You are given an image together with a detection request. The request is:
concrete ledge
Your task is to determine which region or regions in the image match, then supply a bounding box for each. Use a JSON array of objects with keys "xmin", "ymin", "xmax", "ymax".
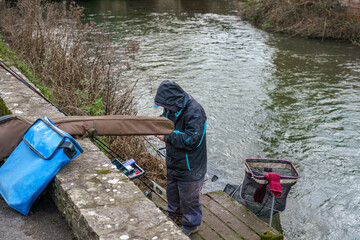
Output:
[{"xmin": 0, "ymin": 63, "xmax": 188, "ymax": 239}]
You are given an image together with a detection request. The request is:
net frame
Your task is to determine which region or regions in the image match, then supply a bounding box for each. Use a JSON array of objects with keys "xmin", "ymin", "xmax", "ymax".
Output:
[
  {"xmin": 238, "ymin": 158, "xmax": 300, "ymax": 218},
  {"xmin": 244, "ymin": 158, "xmax": 300, "ymax": 184}
]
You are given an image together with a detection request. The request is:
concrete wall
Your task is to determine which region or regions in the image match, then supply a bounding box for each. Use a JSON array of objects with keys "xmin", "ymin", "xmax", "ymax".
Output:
[{"xmin": 0, "ymin": 61, "xmax": 188, "ymax": 240}]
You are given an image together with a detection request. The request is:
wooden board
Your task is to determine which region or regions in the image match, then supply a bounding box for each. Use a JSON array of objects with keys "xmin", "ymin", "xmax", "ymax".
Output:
[{"xmin": 190, "ymin": 191, "xmax": 283, "ymax": 240}]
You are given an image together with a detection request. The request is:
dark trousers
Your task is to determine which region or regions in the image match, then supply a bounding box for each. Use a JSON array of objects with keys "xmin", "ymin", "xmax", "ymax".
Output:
[{"xmin": 166, "ymin": 175, "xmax": 204, "ymax": 227}]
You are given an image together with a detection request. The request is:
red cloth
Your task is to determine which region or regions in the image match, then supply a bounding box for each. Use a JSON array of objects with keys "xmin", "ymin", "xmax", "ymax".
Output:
[
  {"xmin": 265, "ymin": 172, "xmax": 282, "ymax": 197},
  {"xmin": 253, "ymin": 172, "xmax": 282, "ymax": 203}
]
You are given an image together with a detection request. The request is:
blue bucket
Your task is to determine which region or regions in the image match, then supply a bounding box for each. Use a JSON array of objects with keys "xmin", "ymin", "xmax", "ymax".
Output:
[{"xmin": 0, "ymin": 116, "xmax": 83, "ymax": 215}]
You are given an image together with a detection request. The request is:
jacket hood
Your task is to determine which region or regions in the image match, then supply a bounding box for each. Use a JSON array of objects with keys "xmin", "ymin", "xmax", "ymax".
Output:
[{"xmin": 154, "ymin": 80, "xmax": 188, "ymax": 110}]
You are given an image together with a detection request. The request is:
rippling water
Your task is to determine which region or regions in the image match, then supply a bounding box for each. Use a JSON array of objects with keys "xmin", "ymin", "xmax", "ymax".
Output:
[{"xmin": 77, "ymin": 0, "xmax": 360, "ymax": 239}]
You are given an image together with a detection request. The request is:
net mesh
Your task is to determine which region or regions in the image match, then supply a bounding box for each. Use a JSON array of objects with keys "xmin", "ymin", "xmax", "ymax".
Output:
[{"xmin": 224, "ymin": 158, "xmax": 299, "ymax": 218}]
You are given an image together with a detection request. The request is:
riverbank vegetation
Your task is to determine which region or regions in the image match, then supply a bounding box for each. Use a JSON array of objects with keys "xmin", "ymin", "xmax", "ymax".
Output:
[
  {"xmin": 0, "ymin": 0, "xmax": 167, "ymax": 188},
  {"xmin": 239, "ymin": 0, "xmax": 360, "ymax": 45}
]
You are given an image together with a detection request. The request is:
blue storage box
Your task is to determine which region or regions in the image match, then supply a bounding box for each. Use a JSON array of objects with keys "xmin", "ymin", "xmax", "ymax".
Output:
[{"xmin": 0, "ymin": 116, "xmax": 83, "ymax": 215}]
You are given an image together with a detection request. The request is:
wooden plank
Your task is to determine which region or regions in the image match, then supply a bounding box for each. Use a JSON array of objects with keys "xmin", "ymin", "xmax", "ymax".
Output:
[
  {"xmin": 201, "ymin": 194, "xmax": 259, "ymax": 240},
  {"xmin": 200, "ymin": 203, "xmax": 242, "ymax": 239},
  {"xmin": 190, "ymin": 222, "xmax": 222, "ymax": 240},
  {"xmin": 207, "ymin": 191, "xmax": 282, "ymax": 236},
  {"xmin": 192, "ymin": 221, "xmax": 223, "ymax": 240},
  {"xmin": 189, "ymin": 233, "xmax": 203, "ymax": 240}
]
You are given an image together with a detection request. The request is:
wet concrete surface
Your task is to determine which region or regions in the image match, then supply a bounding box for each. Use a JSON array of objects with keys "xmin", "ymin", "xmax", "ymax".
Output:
[{"xmin": 0, "ymin": 188, "xmax": 75, "ymax": 240}]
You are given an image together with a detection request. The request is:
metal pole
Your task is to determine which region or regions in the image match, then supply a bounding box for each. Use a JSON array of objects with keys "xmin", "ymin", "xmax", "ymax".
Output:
[
  {"xmin": 230, "ymin": 184, "xmax": 241, "ymax": 198},
  {"xmin": 269, "ymin": 192, "xmax": 275, "ymax": 227}
]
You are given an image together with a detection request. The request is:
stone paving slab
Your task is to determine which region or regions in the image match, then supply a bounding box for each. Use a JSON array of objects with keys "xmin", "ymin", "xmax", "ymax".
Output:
[
  {"xmin": 0, "ymin": 191, "xmax": 75, "ymax": 240},
  {"xmin": 0, "ymin": 61, "xmax": 188, "ymax": 240}
]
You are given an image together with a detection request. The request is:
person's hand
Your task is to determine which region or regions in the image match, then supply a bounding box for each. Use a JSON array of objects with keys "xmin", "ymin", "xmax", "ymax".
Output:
[{"xmin": 156, "ymin": 135, "xmax": 165, "ymax": 142}]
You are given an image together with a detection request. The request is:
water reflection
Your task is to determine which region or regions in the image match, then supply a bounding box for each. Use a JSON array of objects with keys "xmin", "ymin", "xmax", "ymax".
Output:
[
  {"xmin": 76, "ymin": 0, "xmax": 239, "ymax": 16},
  {"xmin": 263, "ymin": 36, "xmax": 360, "ymax": 239},
  {"xmin": 75, "ymin": 0, "xmax": 360, "ymax": 239}
]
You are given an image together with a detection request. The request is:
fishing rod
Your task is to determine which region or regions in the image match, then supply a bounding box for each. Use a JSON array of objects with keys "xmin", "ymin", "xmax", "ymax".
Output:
[
  {"xmin": 94, "ymin": 137, "xmax": 167, "ymax": 203},
  {"xmin": 0, "ymin": 59, "xmax": 113, "ymax": 154},
  {"xmin": 142, "ymin": 136, "xmax": 166, "ymax": 159},
  {"xmin": 138, "ymin": 177, "xmax": 167, "ymax": 203},
  {"xmin": 0, "ymin": 59, "xmax": 67, "ymax": 116},
  {"xmin": 0, "ymin": 58, "xmax": 164, "ymax": 197},
  {"xmin": 89, "ymin": 134, "xmax": 167, "ymax": 203}
]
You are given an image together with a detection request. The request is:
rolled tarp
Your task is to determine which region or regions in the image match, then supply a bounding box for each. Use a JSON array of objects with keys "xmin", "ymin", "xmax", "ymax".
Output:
[
  {"xmin": 0, "ymin": 115, "xmax": 33, "ymax": 161},
  {"xmin": 0, "ymin": 115, "xmax": 174, "ymax": 160}
]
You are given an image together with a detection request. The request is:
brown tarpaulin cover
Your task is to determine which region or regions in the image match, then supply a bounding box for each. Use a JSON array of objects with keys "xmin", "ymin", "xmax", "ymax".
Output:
[
  {"xmin": 0, "ymin": 116, "xmax": 33, "ymax": 160},
  {"xmin": 0, "ymin": 115, "xmax": 174, "ymax": 160}
]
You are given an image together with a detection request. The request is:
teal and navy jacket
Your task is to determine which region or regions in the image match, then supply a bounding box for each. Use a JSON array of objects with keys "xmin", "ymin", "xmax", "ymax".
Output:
[{"xmin": 154, "ymin": 80, "xmax": 207, "ymax": 182}]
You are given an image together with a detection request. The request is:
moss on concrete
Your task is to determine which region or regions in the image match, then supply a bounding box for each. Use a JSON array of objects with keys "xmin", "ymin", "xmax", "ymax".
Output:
[
  {"xmin": 0, "ymin": 97, "xmax": 11, "ymax": 116},
  {"xmin": 211, "ymin": 190, "xmax": 225, "ymax": 195},
  {"xmin": 97, "ymin": 170, "xmax": 110, "ymax": 175},
  {"xmin": 260, "ymin": 231, "xmax": 284, "ymax": 240},
  {"xmin": 89, "ymin": 177, "xmax": 101, "ymax": 183}
]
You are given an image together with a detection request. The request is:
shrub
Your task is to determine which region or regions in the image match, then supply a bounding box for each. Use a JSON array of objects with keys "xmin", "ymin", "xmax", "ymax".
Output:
[
  {"xmin": 0, "ymin": 0, "xmax": 137, "ymax": 115},
  {"xmin": 239, "ymin": 0, "xmax": 360, "ymax": 44},
  {"xmin": 0, "ymin": 0, "xmax": 166, "ymax": 188}
]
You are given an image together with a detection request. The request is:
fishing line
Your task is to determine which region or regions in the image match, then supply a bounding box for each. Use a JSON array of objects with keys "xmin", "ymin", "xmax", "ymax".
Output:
[
  {"xmin": 0, "ymin": 59, "xmax": 117, "ymax": 157},
  {"xmin": 0, "ymin": 59, "xmax": 67, "ymax": 116},
  {"xmin": 138, "ymin": 177, "xmax": 167, "ymax": 203},
  {"xmin": 0, "ymin": 58, "xmax": 162, "ymax": 195},
  {"xmin": 95, "ymin": 137, "xmax": 167, "ymax": 203},
  {"xmin": 142, "ymin": 136, "xmax": 166, "ymax": 159}
]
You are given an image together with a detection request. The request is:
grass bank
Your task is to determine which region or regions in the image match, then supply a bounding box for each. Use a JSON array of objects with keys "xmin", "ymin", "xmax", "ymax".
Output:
[
  {"xmin": 0, "ymin": 0, "xmax": 166, "ymax": 189},
  {"xmin": 239, "ymin": 0, "xmax": 360, "ymax": 45}
]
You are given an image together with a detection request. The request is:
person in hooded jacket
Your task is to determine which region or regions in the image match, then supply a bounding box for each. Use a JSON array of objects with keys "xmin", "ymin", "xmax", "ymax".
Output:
[{"xmin": 153, "ymin": 80, "xmax": 207, "ymax": 236}]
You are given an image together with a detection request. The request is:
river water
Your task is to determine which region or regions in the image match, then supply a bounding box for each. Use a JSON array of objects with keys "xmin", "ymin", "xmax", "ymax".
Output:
[{"xmin": 76, "ymin": 0, "xmax": 360, "ymax": 239}]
